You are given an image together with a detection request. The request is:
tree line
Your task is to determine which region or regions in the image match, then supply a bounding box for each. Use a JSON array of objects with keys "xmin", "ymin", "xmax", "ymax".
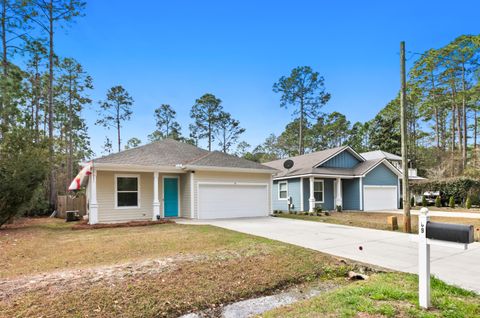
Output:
[{"xmin": 243, "ymin": 35, "xmax": 480, "ymax": 181}]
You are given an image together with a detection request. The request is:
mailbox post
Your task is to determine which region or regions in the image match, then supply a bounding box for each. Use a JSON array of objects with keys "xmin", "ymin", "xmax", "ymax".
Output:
[
  {"xmin": 416, "ymin": 207, "xmax": 474, "ymax": 309},
  {"xmin": 418, "ymin": 208, "xmax": 431, "ymax": 308}
]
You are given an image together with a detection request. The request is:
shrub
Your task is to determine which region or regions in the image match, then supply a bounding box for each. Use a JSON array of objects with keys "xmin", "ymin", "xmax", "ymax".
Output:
[
  {"xmin": 422, "ymin": 196, "xmax": 427, "ymax": 207},
  {"xmin": 466, "ymin": 196, "xmax": 472, "ymax": 209},
  {"xmin": 303, "ymin": 211, "xmax": 309, "ymax": 216},
  {"xmin": 315, "ymin": 211, "xmax": 322, "ymax": 216},
  {"xmin": 324, "ymin": 211, "xmax": 330, "ymax": 216},
  {"xmin": 435, "ymin": 196, "xmax": 442, "ymax": 208},
  {"xmin": 314, "ymin": 206, "xmax": 322, "ymax": 213},
  {"xmin": 0, "ymin": 128, "xmax": 49, "ymax": 227},
  {"xmin": 336, "ymin": 205, "xmax": 342, "ymax": 212},
  {"xmin": 449, "ymin": 196, "xmax": 455, "ymax": 209},
  {"xmin": 410, "ymin": 196, "xmax": 415, "ymax": 207}
]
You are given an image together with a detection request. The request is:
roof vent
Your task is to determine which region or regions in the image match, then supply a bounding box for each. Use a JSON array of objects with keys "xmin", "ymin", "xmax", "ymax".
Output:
[{"xmin": 283, "ymin": 159, "xmax": 294, "ymax": 169}]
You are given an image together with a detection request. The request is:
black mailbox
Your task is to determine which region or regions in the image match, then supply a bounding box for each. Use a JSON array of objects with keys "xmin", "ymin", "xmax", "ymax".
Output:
[{"xmin": 426, "ymin": 222, "xmax": 474, "ymax": 244}]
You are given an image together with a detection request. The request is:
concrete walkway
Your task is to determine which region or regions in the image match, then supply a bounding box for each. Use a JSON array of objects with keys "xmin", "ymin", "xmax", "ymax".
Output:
[{"xmin": 178, "ymin": 217, "xmax": 480, "ymax": 293}]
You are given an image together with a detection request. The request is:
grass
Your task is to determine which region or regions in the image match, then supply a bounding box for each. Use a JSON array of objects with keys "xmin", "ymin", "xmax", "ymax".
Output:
[
  {"xmin": 262, "ymin": 272, "xmax": 480, "ymax": 318},
  {"xmin": 276, "ymin": 212, "xmax": 480, "ymax": 241},
  {"xmin": 0, "ymin": 218, "xmax": 353, "ymax": 318}
]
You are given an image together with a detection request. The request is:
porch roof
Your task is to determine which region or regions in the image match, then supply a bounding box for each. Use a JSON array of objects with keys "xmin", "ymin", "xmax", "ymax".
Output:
[{"xmin": 272, "ymin": 158, "xmax": 399, "ymax": 179}]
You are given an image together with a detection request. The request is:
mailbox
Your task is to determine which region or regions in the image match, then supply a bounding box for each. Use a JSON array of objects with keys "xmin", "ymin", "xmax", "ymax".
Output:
[{"xmin": 426, "ymin": 222, "xmax": 474, "ymax": 244}]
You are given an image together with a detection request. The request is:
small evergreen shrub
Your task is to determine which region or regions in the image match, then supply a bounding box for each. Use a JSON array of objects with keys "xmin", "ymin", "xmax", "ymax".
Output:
[
  {"xmin": 449, "ymin": 196, "xmax": 455, "ymax": 209},
  {"xmin": 303, "ymin": 211, "xmax": 309, "ymax": 216},
  {"xmin": 324, "ymin": 211, "xmax": 330, "ymax": 216},
  {"xmin": 314, "ymin": 206, "xmax": 322, "ymax": 213},
  {"xmin": 435, "ymin": 196, "xmax": 442, "ymax": 208},
  {"xmin": 422, "ymin": 196, "xmax": 427, "ymax": 207},
  {"xmin": 336, "ymin": 205, "xmax": 342, "ymax": 212},
  {"xmin": 466, "ymin": 196, "xmax": 472, "ymax": 209},
  {"xmin": 410, "ymin": 196, "xmax": 415, "ymax": 207},
  {"xmin": 316, "ymin": 211, "xmax": 322, "ymax": 216}
]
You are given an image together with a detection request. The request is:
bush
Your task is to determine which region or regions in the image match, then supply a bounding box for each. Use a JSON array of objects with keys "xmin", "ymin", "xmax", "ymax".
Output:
[
  {"xmin": 466, "ymin": 196, "xmax": 472, "ymax": 209},
  {"xmin": 411, "ymin": 178, "xmax": 480, "ymax": 204},
  {"xmin": 410, "ymin": 196, "xmax": 415, "ymax": 207},
  {"xmin": 315, "ymin": 211, "xmax": 322, "ymax": 216},
  {"xmin": 422, "ymin": 196, "xmax": 427, "ymax": 207},
  {"xmin": 435, "ymin": 196, "xmax": 442, "ymax": 208},
  {"xmin": 324, "ymin": 211, "xmax": 330, "ymax": 216},
  {"xmin": 0, "ymin": 128, "xmax": 48, "ymax": 227},
  {"xmin": 314, "ymin": 205, "xmax": 322, "ymax": 213},
  {"xmin": 449, "ymin": 196, "xmax": 455, "ymax": 209},
  {"xmin": 336, "ymin": 205, "xmax": 342, "ymax": 212}
]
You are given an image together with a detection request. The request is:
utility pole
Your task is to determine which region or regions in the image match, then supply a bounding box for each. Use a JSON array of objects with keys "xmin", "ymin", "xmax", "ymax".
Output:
[{"xmin": 400, "ymin": 41, "xmax": 411, "ymax": 233}]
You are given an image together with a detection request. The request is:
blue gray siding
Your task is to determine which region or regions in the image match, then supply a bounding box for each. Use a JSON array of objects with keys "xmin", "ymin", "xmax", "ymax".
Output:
[
  {"xmin": 363, "ymin": 163, "xmax": 400, "ymax": 209},
  {"xmin": 342, "ymin": 178, "xmax": 360, "ymax": 210},
  {"xmin": 272, "ymin": 178, "xmax": 302, "ymax": 211},
  {"xmin": 320, "ymin": 150, "xmax": 360, "ymax": 168},
  {"xmin": 363, "ymin": 163, "xmax": 398, "ymax": 186},
  {"xmin": 304, "ymin": 178, "xmax": 335, "ymax": 211}
]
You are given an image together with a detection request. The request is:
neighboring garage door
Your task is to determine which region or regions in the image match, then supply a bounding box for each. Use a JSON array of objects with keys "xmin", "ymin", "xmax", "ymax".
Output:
[
  {"xmin": 364, "ymin": 186, "xmax": 397, "ymax": 211},
  {"xmin": 198, "ymin": 183, "xmax": 269, "ymax": 219}
]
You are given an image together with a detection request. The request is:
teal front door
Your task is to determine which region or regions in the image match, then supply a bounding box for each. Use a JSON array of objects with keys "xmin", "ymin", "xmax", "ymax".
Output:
[{"xmin": 163, "ymin": 177, "xmax": 179, "ymax": 217}]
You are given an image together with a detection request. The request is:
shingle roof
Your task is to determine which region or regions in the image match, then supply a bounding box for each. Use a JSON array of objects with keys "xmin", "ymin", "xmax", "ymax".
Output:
[
  {"xmin": 263, "ymin": 146, "xmax": 348, "ymax": 175},
  {"xmin": 264, "ymin": 147, "xmax": 399, "ymax": 178},
  {"xmin": 360, "ymin": 150, "xmax": 402, "ymax": 161},
  {"xmin": 93, "ymin": 139, "xmax": 275, "ymax": 172}
]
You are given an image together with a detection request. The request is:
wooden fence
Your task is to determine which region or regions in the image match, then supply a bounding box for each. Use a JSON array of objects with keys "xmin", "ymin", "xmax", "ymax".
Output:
[{"xmin": 56, "ymin": 194, "xmax": 86, "ymax": 218}]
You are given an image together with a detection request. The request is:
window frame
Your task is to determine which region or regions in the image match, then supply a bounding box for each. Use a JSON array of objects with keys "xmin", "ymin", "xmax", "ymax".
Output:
[
  {"xmin": 313, "ymin": 179, "xmax": 324, "ymax": 204},
  {"xmin": 278, "ymin": 181, "xmax": 288, "ymax": 200},
  {"xmin": 114, "ymin": 174, "xmax": 141, "ymax": 209}
]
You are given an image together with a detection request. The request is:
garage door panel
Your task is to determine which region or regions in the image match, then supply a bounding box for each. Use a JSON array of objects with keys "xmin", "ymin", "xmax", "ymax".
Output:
[
  {"xmin": 364, "ymin": 186, "xmax": 397, "ymax": 211},
  {"xmin": 198, "ymin": 184, "xmax": 268, "ymax": 219}
]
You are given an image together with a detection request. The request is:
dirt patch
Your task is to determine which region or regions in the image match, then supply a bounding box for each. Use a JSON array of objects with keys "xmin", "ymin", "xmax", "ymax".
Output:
[{"xmin": 71, "ymin": 219, "xmax": 174, "ymax": 230}]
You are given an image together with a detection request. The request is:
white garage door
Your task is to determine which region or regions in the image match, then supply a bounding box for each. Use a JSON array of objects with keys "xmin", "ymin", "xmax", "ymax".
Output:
[
  {"xmin": 198, "ymin": 183, "xmax": 269, "ymax": 219},
  {"xmin": 364, "ymin": 186, "xmax": 397, "ymax": 211}
]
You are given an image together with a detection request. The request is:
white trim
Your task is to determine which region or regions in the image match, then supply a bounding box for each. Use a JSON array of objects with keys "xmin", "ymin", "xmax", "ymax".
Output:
[
  {"xmin": 363, "ymin": 185, "xmax": 398, "ymax": 189},
  {"xmin": 359, "ymin": 177, "xmax": 363, "ymax": 210},
  {"xmin": 313, "ymin": 179, "xmax": 325, "ymax": 204},
  {"xmin": 300, "ymin": 177, "xmax": 304, "ymax": 211},
  {"xmin": 152, "ymin": 171, "xmax": 160, "ymax": 220},
  {"xmin": 89, "ymin": 169, "xmax": 98, "ymax": 224},
  {"xmin": 269, "ymin": 174, "xmax": 273, "ymax": 214},
  {"xmin": 190, "ymin": 172, "xmax": 195, "ymax": 218},
  {"xmin": 273, "ymin": 174, "xmax": 355, "ymax": 180},
  {"xmin": 196, "ymin": 181, "xmax": 270, "ymax": 220},
  {"xmin": 314, "ymin": 146, "xmax": 365, "ymax": 168},
  {"xmin": 184, "ymin": 164, "xmax": 276, "ymax": 174},
  {"xmin": 95, "ymin": 163, "xmax": 185, "ymax": 173},
  {"xmin": 278, "ymin": 180, "xmax": 288, "ymax": 200},
  {"xmin": 360, "ymin": 159, "xmax": 403, "ymax": 178},
  {"xmin": 162, "ymin": 175, "xmax": 180, "ymax": 218},
  {"xmin": 114, "ymin": 174, "xmax": 141, "ymax": 209}
]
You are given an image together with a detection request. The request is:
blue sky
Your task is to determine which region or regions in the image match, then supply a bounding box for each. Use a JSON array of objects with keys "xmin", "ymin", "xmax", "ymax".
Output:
[{"xmin": 54, "ymin": 0, "xmax": 479, "ymax": 155}]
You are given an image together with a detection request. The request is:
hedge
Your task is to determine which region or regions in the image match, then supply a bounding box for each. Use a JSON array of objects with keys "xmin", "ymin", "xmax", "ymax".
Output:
[{"xmin": 410, "ymin": 178, "xmax": 480, "ymax": 204}]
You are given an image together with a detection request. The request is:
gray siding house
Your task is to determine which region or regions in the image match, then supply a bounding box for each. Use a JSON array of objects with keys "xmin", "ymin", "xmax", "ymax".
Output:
[{"xmin": 264, "ymin": 146, "xmax": 402, "ymax": 212}]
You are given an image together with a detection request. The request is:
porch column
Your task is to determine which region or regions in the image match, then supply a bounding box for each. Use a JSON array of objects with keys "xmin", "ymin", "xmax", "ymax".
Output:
[
  {"xmin": 309, "ymin": 176, "xmax": 315, "ymax": 212},
  {"xmin": 152, "ymin": 172, "xmax": 160, "ymax": 220},
  {"xmin": 89, "ymin": 169, "xmax": 98, "ymax": 224},
  {"xmin": 336, "ymin": 177, "xmax": 342, "ymax": 209}
]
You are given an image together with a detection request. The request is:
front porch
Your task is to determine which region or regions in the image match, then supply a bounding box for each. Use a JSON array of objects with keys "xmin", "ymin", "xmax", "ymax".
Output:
[
  {"xmin": 302, "ymin": 176, "xmax": 362, "ymax": 212},
  {"xmin": 87, "ymin": 169, "xmax": 191, "ymax": 224}
]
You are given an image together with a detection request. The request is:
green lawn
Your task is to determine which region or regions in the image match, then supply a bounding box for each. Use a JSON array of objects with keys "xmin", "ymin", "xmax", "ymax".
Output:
[
  {"xmin": 263, "ymin": 273, "xmax": 480, "ymax": 318},
  {"xmin": 0, "ymin": 218, "xmax": 353, "ymax": 318}
]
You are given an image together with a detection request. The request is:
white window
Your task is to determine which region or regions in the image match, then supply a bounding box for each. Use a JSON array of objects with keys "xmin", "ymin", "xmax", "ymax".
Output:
[
  {"xmin": 314, "ymin": 180, "xmax": 324, "ymax": 203},
  {"xmin": 115, "ymin": 175, "xmax": 140, "ymax": 208},
  {"xmin": 278, "ymin": 181, "xmax": 288, "ymax": 200}
]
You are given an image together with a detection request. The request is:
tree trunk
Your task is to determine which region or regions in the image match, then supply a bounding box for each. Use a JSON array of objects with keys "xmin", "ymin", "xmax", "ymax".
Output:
[
  {"xmin": 208, "ymin": 121, "xmax": 211, "ymax": 151},
  {"xmin": 461, "ymin": 63, "xmax": 467, "ymax": 169},
  {"xmin": 116, "ymin": 105, "xmax": 121, "ymax": 152},
  {"xmin": 299, "ymin": 99, "xmax": 304, "ymax": 155},
  {"xmin": 0, "ymin": 0, "xmax": 7, "ymax": 135},
  {"xmin": 48, "ymin": 1, "xmax": 56, "ymax": 209}
]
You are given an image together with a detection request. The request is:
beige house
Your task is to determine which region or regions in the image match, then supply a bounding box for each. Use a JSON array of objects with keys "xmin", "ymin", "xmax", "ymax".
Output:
[{"xmin": 85, "ymin": 139, "xmax": 276, "ymax": 224}]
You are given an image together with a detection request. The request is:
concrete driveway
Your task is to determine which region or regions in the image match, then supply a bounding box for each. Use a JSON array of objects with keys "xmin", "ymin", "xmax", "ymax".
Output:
[{"xmin": 179, "ymin": 217, "xmax": 480, "ymax": 293}]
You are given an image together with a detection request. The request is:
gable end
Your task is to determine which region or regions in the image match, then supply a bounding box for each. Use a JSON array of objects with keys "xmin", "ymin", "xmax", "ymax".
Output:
[{"xmin": 318, "ymin": 149, "xmax": 361, "ymax": 169}]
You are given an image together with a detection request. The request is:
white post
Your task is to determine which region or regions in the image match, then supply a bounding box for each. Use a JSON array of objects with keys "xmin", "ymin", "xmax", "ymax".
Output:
[
  {"xmin": 89, "ymin": 169, "xmax": 98, "ymax": 224},
  {"xmin": 153, "ymin": 172, "xmax": 160, "ymax": 220},
  {"xmin": 309, "ymin": 176, "xmax": 315, "ymax": 212},
  {"xmin": 418, "ymin": 207, "xmax": 431, "ymax": 309},
  {"xmin": 336, "ymin": 177, "xmax": 342, "ymax": 208},
  {"xmin": 359, "ymin": 177, "xmax": 363, "ymax": 210}
]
